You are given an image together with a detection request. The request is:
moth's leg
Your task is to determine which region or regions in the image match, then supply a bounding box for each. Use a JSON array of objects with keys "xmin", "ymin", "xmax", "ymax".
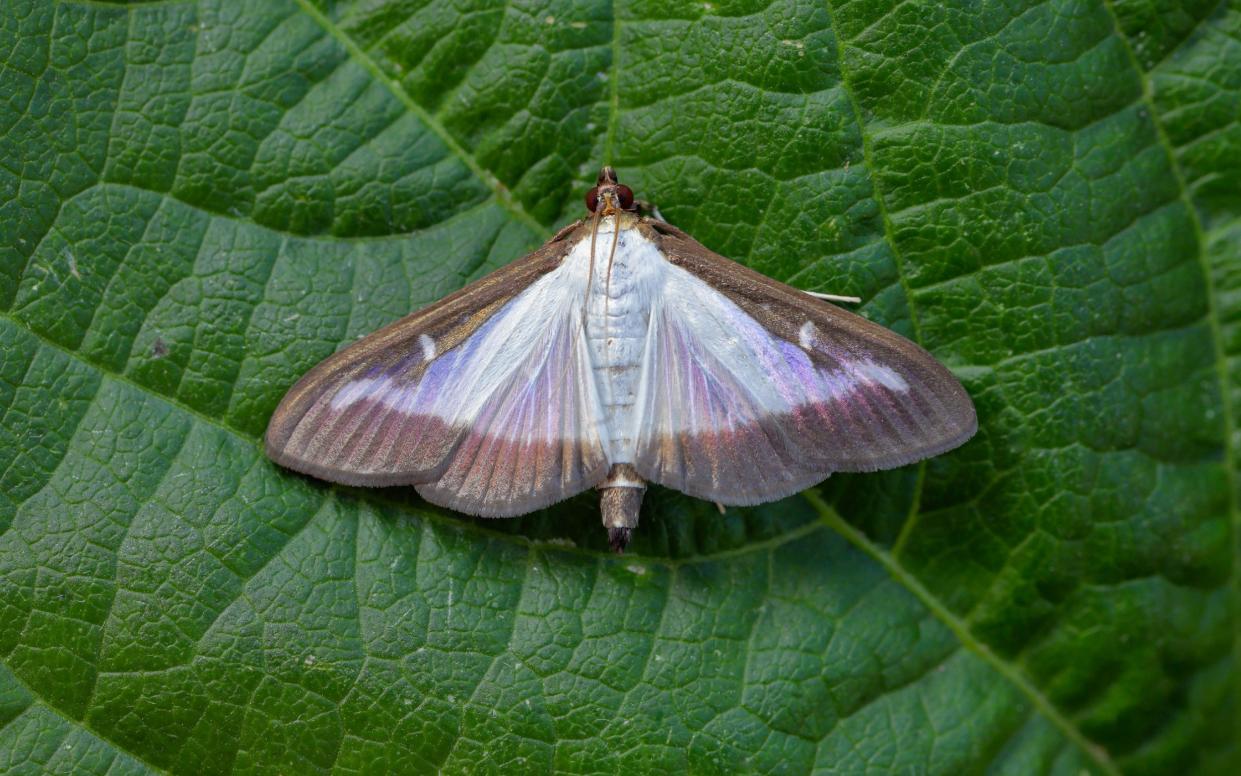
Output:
[
  {"xmin": 803, "ymin": 290, "xmax": 862, "ymax": 304},
  {"xmin": 633, "ymin": 199, "xmax": 665, "ymax": 222},
  {"xmin": 551, "ymin": 220, "xmax": 584, "ymax": 241},
  {"xmin": 599, "ymin": 464, "xmax": 645, "ymax": 553},
  {"xmin": 633, "ymin": 197, "xmax": 856, "ymax": 305}
]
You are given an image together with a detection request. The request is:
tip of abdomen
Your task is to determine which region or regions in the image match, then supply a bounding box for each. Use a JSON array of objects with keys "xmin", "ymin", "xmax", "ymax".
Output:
[{"xmin": 600, "ymin": 464, "xmax": 645, "ymax": 553}]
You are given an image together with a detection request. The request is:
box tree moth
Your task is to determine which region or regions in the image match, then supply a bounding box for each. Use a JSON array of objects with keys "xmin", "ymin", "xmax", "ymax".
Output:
[{"xmin": 266, "ymin": 168, "xmax": 976, "ymax": 552}]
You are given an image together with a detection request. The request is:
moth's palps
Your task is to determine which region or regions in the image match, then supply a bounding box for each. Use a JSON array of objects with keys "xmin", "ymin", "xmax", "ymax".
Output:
[{"xmin": 266, "ymin": 168, "xmax": 977, "ymax": 553}]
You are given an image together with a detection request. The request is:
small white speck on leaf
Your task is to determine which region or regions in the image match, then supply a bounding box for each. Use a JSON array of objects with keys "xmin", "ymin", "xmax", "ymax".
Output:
[{"xmin": 304, "ymin": 654, "xmax": 317, "ymax": 666}]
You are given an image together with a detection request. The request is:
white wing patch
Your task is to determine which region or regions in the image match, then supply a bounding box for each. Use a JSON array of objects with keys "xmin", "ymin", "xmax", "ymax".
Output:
[{"xmin": 855, "ymin": 360, "xmax": 908, "ymax": 392}]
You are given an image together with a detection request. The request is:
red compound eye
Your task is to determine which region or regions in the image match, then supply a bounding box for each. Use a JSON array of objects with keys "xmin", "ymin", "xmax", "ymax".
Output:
[
  {"xmin": 584, "ymin": 186, "xmax": 600, "ymax": 212},
  {"xmin": 617, "ymin": 185, "xmax": 634, "ymax": 210}
]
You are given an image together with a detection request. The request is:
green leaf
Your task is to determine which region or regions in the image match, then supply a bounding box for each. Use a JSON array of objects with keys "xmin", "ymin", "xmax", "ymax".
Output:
[{"xmin": 1, "ymin": 0, "xmax": 1237, "ymax": 773}]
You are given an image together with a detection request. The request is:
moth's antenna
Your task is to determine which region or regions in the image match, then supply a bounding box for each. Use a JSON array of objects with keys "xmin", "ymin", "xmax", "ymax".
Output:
[
  {"xmin": 602, "ymin": 218, "xmax": 621, "ymax": 328},
  {"xmin": 564, "ymin": 205, "xmax": 603, "ymax": 398},
  {"xmin": 585, "ymin": 206, "xmax": 601, "ymax": 306}
]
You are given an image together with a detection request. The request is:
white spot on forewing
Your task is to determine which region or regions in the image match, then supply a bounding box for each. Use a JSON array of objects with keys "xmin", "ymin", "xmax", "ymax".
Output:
[
  {"xmin": 418, "ymin": 333, "xmax": 437, "ymax": 362},
  {"xmin": 798, "ymin": 321, "xmax": 817, "ymax": 350},
  {"xmin": 819, "ymin": 358, "xmax": 910, "ymax": 402}
]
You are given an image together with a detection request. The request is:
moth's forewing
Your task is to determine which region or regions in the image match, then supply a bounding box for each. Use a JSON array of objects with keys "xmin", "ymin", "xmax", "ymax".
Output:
[
  {"xmin": 628, "ymin": 219, "xmax": 977, "ymax": 505},
  {"xmin": 265, "ymin": 223, "xmax": 610, "ymax": 515}
]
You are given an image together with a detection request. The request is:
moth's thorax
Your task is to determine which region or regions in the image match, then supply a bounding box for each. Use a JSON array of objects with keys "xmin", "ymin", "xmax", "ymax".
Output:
[{"xmin": 568, "ymin": 217, "xmax": 665, "ymax": 462}]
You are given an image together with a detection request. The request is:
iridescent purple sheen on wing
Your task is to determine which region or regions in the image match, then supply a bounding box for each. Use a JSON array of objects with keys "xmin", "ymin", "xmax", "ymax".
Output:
[
  {"xmin": 417, "ymin": 309, "xmax": 608, "ymax": 516},
  {"xmin": 265, "ymin": 248, "xmax": 609, "ymax": 508},
  {"xmin": 632, "ymin": 259, "xmax": 974, "ymax": 504}
]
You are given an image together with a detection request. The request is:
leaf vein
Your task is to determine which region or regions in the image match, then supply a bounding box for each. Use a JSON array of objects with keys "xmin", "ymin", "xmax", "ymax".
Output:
[
  {"xmin": 1096, "ymin": 0, "xmax": 1241, "ymax": 696},
  {"xmin": 291, "ymin": 0, "xmax": 550, "ymax": 239},
  {"xmin": 803, "ymin": 489, "xmax": 1119, "ymax": 774}
]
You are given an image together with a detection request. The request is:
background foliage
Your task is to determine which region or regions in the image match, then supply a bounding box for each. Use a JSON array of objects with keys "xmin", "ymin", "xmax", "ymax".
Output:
[{"xmin": 2, "ymin": 0, "xmax": 1239, "ymax": 773}]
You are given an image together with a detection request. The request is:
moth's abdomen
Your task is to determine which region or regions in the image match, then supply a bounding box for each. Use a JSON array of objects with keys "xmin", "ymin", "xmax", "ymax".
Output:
[{"xmin": 583, "ymin": 226, "xmax": 657, "ymax": 463}]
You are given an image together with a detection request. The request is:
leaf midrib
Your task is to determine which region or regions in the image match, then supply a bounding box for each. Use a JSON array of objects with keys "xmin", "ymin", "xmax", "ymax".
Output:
[{"xmin": 803, "ymin": 490, "xmax": 1119, "ymax": 774}]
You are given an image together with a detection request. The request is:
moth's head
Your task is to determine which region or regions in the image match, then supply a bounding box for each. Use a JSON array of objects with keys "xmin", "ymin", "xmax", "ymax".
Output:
[{"xmin": 584, "ymin": 166, "xmax": 635, "ymax": 216}]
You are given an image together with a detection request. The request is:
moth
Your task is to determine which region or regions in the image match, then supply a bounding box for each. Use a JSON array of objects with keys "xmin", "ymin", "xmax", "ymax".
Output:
[{"xmin": 266, "ymin": 168, "xmax": 976, "ymax": 552}]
